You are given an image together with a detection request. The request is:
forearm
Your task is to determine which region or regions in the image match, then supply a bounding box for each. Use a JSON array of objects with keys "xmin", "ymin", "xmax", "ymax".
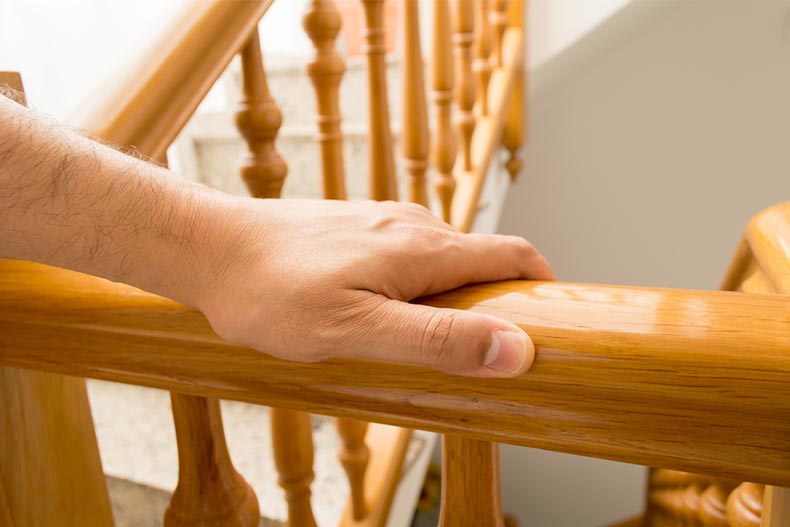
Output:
[{"xmin": 0, "ymin": 95, "xmax": 230, "ymax": 307}]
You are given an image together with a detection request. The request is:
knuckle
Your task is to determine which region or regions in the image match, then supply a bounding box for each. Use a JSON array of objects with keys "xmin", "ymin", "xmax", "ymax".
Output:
[{"xmin": 419, "ymin": 310, "xmax": 458, "ymax": 367}]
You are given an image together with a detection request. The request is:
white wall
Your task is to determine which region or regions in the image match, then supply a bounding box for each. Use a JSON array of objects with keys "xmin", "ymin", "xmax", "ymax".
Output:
[{"xmin": 498, "ymin": 1, "xmax": 790, "ymax": 525}]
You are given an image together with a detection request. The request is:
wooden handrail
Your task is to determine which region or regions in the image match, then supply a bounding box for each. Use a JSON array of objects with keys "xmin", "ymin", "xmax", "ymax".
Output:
[
  {"xmin": 1, "ymin": 259, "xmax": 788, "ymax": 486},
  {"xmin": 68, "ymin": 0, "xmax": 275, "ymax": 160}
]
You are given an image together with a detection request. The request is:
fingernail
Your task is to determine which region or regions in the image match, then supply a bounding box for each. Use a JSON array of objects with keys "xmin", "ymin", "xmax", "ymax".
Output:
[{"xmin": 484, "ymin": 330, "xmax": 534, "ymax": 375}]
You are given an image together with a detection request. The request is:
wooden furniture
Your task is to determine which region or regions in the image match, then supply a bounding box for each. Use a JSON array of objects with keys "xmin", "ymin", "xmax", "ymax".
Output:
[{"xmin": 2, "ymin": 1, "xmax": 788, "ymax": 526}]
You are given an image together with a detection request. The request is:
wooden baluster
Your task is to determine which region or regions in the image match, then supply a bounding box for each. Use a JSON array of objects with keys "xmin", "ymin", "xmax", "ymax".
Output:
[
  {"xmin": 336, "ymin": 418, "xmax": 370, "ymax": 520},
  {"xmin": 727, "ymin": 482, "xmax": 764, "ymax": 527},
  {"xmin": 679, "ymin": 483, "xmax": 704, "ymax": 527},
  {"xmin": 432, "ymin": 0, "xmax": 457, "ymax": 222},
  {"xmin": 699, "ymin": 480, "xmax": 738, "ymax": 527},
  {"xmin": 402, "ymin": 0, "xmax": 430, "ymax": 206},
  {"xmin": 452, "ymin": 0, "xmax": 475, "ymax": 172},
  {"xmin": 165, "ymin": 394, "xmax": 259, "ymax": 527},
  {"xmin": 271, "ymin": 410, "xmax": 318, "ymax": 527},
  {"xmin": 502, "ymin": 0, "xmax": 524, "ymax": 181},
  {"xmin": 438, "ymin": 435, "xmax": 505, "ymax": 526},
  {"xmin": 360, "ymin": 0, "xmax": 398, "ymax": 200},
  {"xmin": 761, "ymin": 486, "xmax": 790, "ymax": 527},
  {"xmin": 236, "ymin": 29, "xmax": 287, "ymax": 198},
  {"xmin": 303, "ymin": 0, "xmax": 347, "ymax": 200},
  {"xmin": 474, "ymin": 0, "xmax": 493, "ymax": 117},
  {"xmin": 491, "ymin": 0, "xmax": 509, "ymax": 68},
  {"xmin": 235, "ymin": 30, "xmax": 318, "ymax": 527}
]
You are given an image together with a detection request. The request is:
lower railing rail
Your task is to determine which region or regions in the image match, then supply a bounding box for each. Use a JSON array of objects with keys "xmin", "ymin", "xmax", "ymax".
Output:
[{"xmin": 1, "ymin": 258, "xmax": 788, "ymax": 487}]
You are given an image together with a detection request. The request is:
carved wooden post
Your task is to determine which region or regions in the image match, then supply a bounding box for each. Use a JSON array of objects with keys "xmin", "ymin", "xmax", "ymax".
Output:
[
  {"xmin": 360, "ymin": 0, "xmax": 398, "ymax": 200},
  {"xmin": 432, "ymin": 0, "xmax": 457, "ymax": 222},
  {"xmin": 234, "ymin": 30, "xmax": 318, "ymax": 527},
  {"xmin": 303, "ymin": 0, "xmax": 347, "ymax": 200},
  {"xmin": 271, "ymin": 410, "xmax": 318, "ymax": 527},
  {"xmin": 438, "ymin": 435, "xmax": 505, "ymax": 527},
  {"xmin": 336, "ymin": 418, "xmax": 370, "ymax": 520},
  {"xmin": 699, "ymin": 480, "xmax": 738, "ymax": 527},
  {"xmin": 474, "ymin": 0, "xmax": 493, "ymax": 117},
  {"xmin": 236, "ymin": 29, "xmax": 288, "ymax": 198},
  {"xmin": 491, "ymin": 0, "xmax": 509, "ymax": 68},
  {"xmin": 727, "ymin": 483, "xmax": 764, "ymax": 527},
  {"xmin": 452, "ymin": 0, "xmax": 475, "ymax": 172},
  {"xmin": 401, "ymin": 0, "xmax": 430, "ymax": 206},
  {"xmin": 502, "ymin": 0, "xmax": 525, "ymax": 181},
  {"xmin": 165, "ymin": 394, "xmax": 259, "ymax": 527}
]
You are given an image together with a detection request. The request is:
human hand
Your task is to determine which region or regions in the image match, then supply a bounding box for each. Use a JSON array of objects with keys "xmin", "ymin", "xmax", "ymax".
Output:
[{"xmin": 190, "ymin": 197, "xmax": 555, "ymax": 378}]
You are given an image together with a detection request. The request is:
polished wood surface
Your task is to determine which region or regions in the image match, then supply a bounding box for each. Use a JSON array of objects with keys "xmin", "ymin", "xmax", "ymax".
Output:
[
  {"xmin": 474, "ymin": 0, "xmax": 493, "ymax": 117},
  {"xmin": 431, "ymin": 0, "xmax": 457, "ymax": 222},
  {"xmin": 728, "ymin": 483, "xmax": 764, "ymax": 527},
  {"xmin": 360, "ymin": 0, "xmax": 398, "ymax": 201},
  {"xmin": 337, "ymin": 418, "xmax": 370, "ymax": 520},
  {"xmin": 491, "ymin": 0, "xmax": 509, "ymax": 68},
  {"xmin": 338, "ymin": 425, "xmax": 413, "ymax": 527},
  {"xmin": 401, "ymin": 0, "xmax": 431, "ymax": 207},
  {"xmin": 439, "ymin": 436, "xmax": 504, "ymax": 527},
  {"xmin": 451, "ymin": 25, "xmax": 524, "ymax": 231},
  {"xmin": 164, "ymin": 394, "xmax": 259, "ymax": 527},
  {"xmin": 2, "ymin": 261, "xmax": 788, "ymax": 485},
  {"xmin": 68, "ymin": 0, "xmax": 274, "ymax": 160},
  {"xmin": 271, "ymin": 410, "xmax": 318, "ymax": 527},
  {"xmin": 762, "ymin": 487, "xmax": 790, "ymax": 527},
  {"xmin": 303, "ymin": 0, "xmax": 348, "ymax": 200},
  {"xmin": 453, "ymin": 0, "xmax": 476, "ymax": 172},
  {"xmin": 236, "ymin": 29, "xmax": 288, "ymax": 198},
  {"xmin": 502, "ymin": 0, "xmax": 525, "ymax": 181},
  {"xmin": 0, "ymin": 72, "xmax": 114, "ymax": 527}
]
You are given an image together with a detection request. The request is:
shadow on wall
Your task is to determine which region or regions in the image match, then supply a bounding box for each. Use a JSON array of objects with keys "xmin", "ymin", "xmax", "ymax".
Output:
[{"xmin": 497, "ymin": 2, "xmax": 790, "ymax": 526}]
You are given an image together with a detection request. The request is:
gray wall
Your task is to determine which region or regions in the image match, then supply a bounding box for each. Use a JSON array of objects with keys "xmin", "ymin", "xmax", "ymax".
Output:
[{"xmin": 497, "ymin": 1, "xmax": 790, "ymax": 525}]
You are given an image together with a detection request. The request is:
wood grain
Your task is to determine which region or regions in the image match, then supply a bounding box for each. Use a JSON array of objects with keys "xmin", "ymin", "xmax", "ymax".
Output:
[
  {"xmin": 1, "ymin": 262, "xmax": 788, "ymax": 486},
  {"xmin": 68, "ymin": 0, "xmax": 275, "ymax": 160}
]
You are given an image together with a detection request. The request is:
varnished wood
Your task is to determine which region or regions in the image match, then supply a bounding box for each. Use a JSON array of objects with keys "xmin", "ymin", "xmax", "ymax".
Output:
[
  {"xmin": 68, "ymin": 0, "xmax": 275, "ymax": 160},
  {"xmin": 271, "ymin": 410, "xmax": 318, "ymax": 527},
  {"xmin": 337, "ymin": 418, "xmax": 370, "ymax": 520},
  {"xmin": 164, "ymin": 394, "xmax": 260, "ymax": 527},
  {"xmin": 452, "ymin": 0, "xmax": 476, "ymax": 172},
  {"xmin": 502, "ymin": 0, "xmax": 525, "ymax": 181},
  {"xmin": 700, "ymin": 481, "xmax": 738, "ymax": 527},
  {"xmin": 762, "ymin": 487, "xmax": 790, "ymax": 527},
  {"xmin": 432, "ymin": 0, "xmax": 457, "ymax": 221},
  {"xmin": 236, "ymin": 29, "xmax": 288, "ymax": 198},
  {"xmin": 360, "ymin": 0, "xmax": 398, "ymax": 200},
  {"xmin": 439, "ymin": 436, "xmax": 504, "ymax": 527},
  {"xmin": 303, "ymin": 0, "xmax": 348, "ymax": 200},
  {"xmin": 491, "ymin": 0, "xmax": 509, "ymax": 68},
  {"xmin": 401, "ymin": 0, "xmax": 431, "ymax": 206},
  {"xmin": 451, "ymin": 25, "xmax": 524, "ymax": 231},
  {"xmin": 2, "ymin": 262, "xmax": 789, "ymax": 485},
  {"xmin": 338, "ymin": 425, "xmax": 413, "ymax": 527},
  {"xmin": 728, "ymin": 483, "xmax": 764, "ymax": 527},
  {"xmin": 474, "ymin": 0, "xmax": 493, "ymax": 117},
  {"xmin": 0, "ymin": 72, "xmax": 114, "ymax": 527}
]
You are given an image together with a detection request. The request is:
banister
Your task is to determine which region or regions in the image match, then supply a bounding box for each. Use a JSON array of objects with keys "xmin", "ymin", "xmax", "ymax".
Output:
[
  {"xmin": 68, "ymin": 0, "xmax": 275, "ymax": 160},
  {"xmin": 1, "ymin": 259, "xmax": 788, "ymax": 486}
]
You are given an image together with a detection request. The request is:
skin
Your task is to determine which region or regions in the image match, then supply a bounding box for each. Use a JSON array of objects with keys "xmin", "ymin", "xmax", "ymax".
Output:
[{"xmin": 0, "ymin": 94, "xmax": 554, "ymax": 378}]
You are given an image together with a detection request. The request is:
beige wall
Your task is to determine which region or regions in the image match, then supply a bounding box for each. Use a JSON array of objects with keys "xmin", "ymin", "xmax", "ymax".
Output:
[{"xmin": 498, "ymin": 1, "xmax": 790, "ymax": 525}]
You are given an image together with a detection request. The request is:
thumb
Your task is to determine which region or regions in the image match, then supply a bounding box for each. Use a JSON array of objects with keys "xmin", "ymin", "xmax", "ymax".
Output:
[{"xmin": 347, "ymin": 298, "xmax": 535, "ymax": 377}]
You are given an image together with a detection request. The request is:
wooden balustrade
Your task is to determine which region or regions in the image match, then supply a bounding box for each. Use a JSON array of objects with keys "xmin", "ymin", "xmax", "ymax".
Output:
[
  {"xmin": 491, "ymin": 0, "xmax": 509, "ymax": 68},
  {"xmin": 727, "ymin": 483, "xmax": 764, "ymax": 527},
  {"xmin": 432, "ymin": 0, "xmax": 457, "ymax": 222},
  {"xmin": 336, "ymin": 418, "xmax": 370, "ymax": 520},
  {"xmin": 165, "ymin": 394, "xmax": 260, "ymax": 527},
  {"xmin": 452, "ymin": 0, "xmax": 476, "ymax": 172},
  {"xmin": 401, "ymin": 0, "xmax": 431, "ymax": 206},
  {"xmin": 271, "ymin": 410, "xmax": 318, "ymax": 527},
  {"xmin": 360, "ymin": 0, "xmax": 398, "ymax": 200},
  {"xmin": 699, "ymin": 481, "xmax": 738, "ymax": 527},
  {"xmin": 502, "ymin": 0, "xmax": 525, "ymax": 181},
  {"xmin": 303, "ymin": 0, "xmax": 347, "ymax": 200},
  {"xmin": 474, "ymin": 0, "xmax": 493, "ymax": 117}
]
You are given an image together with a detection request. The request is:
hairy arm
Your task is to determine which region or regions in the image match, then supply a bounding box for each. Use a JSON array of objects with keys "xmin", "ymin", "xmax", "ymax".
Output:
[{"xmin": 0, "ymin": 94, "xmax": 555, "ymax": 377}]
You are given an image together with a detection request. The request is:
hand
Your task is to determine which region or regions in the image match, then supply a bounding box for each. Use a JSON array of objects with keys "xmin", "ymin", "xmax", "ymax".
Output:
[{"xmin": 192, "ymin": 197, "xmax": 555, "ymax": 378}]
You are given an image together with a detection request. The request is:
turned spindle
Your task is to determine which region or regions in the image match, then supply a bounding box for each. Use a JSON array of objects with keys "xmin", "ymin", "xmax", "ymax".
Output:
[
  {"xmin": 438, "ymin": 436, "xmax": 505, "ymax": 527},
  {"xmin": 336, "ymin": 418, "xmax": 370, "ymax": 521},
  {"xmin": 490, "ymin": 0, "xmax": 509, "ymax": 68},
  {"xmin": 699, "ymin": 480, "xmax": 738, "ymax": 527},
  {"xmin": 452, "ymin": 0, "xmax": 475, "ymax": 172},
  {"xmin": 360, "ymin": 0, "xmax": 398, "ymax": 200},
  {"xmin": 401, "ymin": 0, "xmax": 431, "ymax": 206},
  {"xmin": 473, "ymin": 0, "xmax": 493, "ymax": 117},
  {"xmin": 727, "ymin": 482, "xmax": 763, "ymax": 527},
  {"xmin": 235, "ymin": 29, "xmax": 287, "ymax": 198},
  {"xmin": 502, "ymin": 0, "xmax": 524, "ymax": 181},
  {"xmin": 431, "ymin": 0, "xmax": 457, "ymax": 222},
  {"xmin": 303, "ymin": 0, "xmax": 347, "ymax": 200},
  {"xmin": 271, "ymin": 410, "xmax": 318, "ymax": 527},
  {"xmin": 165, "ymin": 394, "xmax": 259, "ymax": 527}
]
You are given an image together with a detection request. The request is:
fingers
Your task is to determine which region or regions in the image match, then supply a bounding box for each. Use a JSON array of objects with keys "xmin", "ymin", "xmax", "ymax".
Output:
[{"xmin": 340, "ymin": 296, "xmax": 536, "ymax": 378}]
